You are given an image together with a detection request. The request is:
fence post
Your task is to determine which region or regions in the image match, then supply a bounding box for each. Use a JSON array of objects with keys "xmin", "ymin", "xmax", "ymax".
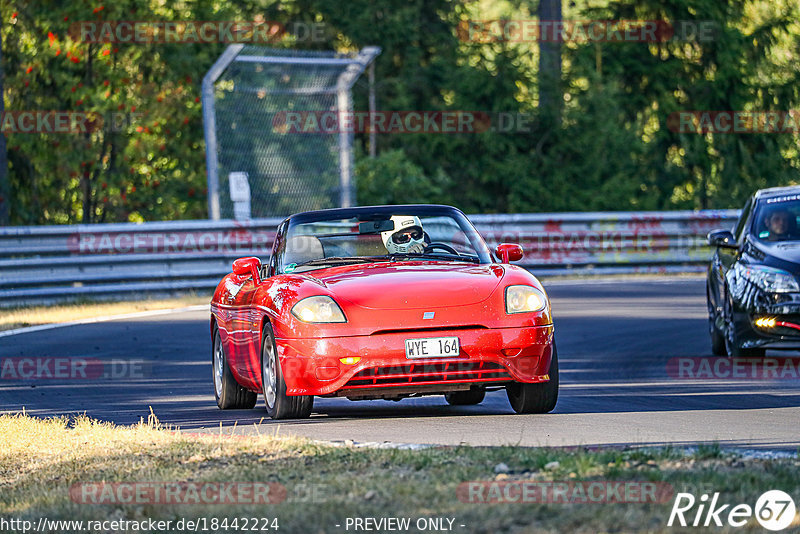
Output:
[{"xmin": 202, "ymin": 45, "xmax": 244, "ymax": 221}]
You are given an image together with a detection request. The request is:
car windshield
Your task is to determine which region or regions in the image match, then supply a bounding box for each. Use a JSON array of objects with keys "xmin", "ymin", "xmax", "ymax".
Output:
[
  {"xmin": 275, "ymin": 206, "xmax": 493, "ymax": 274},
  {"xmin": 752, "ymin": 195, "xmax": 800, "ymax": 242}
]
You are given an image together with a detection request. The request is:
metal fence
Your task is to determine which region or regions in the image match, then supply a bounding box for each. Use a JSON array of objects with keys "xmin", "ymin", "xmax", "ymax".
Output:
[
  {"xmin": 203, "ymin": 45, "xmax": 380, "ymax": 220},
  {"xmin": 0, "ymin": 210, "xmax": 739, "ymax": 306}
]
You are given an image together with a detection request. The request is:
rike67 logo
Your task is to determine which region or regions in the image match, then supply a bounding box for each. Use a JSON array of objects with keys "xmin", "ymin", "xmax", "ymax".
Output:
[{"xmin": 668, "ymin": 490, "xmax": 797, "ymax": 531}]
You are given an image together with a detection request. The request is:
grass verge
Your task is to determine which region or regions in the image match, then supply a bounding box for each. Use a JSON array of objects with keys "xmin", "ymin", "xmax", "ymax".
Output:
[
  {"xmin": 0, "ymin": 413, "xmax": 798, "ymax": 533},
  {"xmin": 0, "ymin": 296, "xmax": 208, "ymax": 332}
]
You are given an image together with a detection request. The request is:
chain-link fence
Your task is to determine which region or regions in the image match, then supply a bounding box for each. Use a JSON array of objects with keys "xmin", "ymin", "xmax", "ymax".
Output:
[{"xmin": 203, "ymin": 45, "xmax": 380, "ymax": 220}]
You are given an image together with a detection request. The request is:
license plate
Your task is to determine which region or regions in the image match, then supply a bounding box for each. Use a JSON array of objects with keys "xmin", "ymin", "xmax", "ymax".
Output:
[{"xmin": 405, "ymin": 336, "xmax": 460, "ymax": 359}]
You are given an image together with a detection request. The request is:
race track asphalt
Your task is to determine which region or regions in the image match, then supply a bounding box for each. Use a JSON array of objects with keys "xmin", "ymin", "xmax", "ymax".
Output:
[{"xmin": 2, "ymin": 277, "xmax": 799, "ymax": 450}]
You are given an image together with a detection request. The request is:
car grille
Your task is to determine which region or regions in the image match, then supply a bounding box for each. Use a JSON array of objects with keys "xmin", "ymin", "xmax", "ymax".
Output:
[{"xmin": 341, "ymin": 360, "xmax": 512, "ymax": 390}]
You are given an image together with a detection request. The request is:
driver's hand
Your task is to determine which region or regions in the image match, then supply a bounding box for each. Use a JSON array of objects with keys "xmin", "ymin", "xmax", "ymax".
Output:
[{"xmin": 407, "ymin": 242, "xmax": 424, "ymax": 254}]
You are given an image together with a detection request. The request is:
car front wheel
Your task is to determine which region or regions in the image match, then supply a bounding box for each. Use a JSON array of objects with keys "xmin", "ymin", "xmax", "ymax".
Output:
[
  {"xmin": 707, "ymin": 287, "xmax": 726, "ymax": 356},
  {"xmin": 261, "ymin": 323, "xmax": 313, "ymax": 419},
  {"xmin": 723, "ymin": 294, "xmax": 766, "ymax": 358},
  {"xmin": 506, "ymin": 344, "xmax": 559, "ymax": 414}
]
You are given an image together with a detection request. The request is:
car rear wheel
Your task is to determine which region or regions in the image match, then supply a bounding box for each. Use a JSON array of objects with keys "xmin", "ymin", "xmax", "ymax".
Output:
[
  {"xmin": 261, "ymin": 322, "xmax": 313, "ymax": 420},
  {"xmin": 707, "ymin": 288, "xmax": 726, "ymax": 356},
  {"xmin": 212, "ymin": 323, "xmax": 257, "ymax": 410},
  {"xmin": 506, "ymin": 344, "xmax": 559, "ymax": 414},
  {"xmin": 445, "ymin": 388, "xmax": 485, "ymax": 406},
  {"xmin": 723, "ymin": 294, "xmax": 766, "ymax": 358}
]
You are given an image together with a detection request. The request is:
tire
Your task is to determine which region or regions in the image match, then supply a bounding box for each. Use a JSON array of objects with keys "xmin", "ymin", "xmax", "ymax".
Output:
[
  {"xmin": 445, "ymin": 388, "xmax": 486, "ymax": 406},
  {"xmin": 506, "ymin": 344, "xmax": 559, "ymax": 414},
  {"xmin": 212, "ymin": 323, "xmax": 257, "ymax": 410},
  {"xmin": 707, "ymin": 288, "xmax": 726, "ymax": 356},
  {"xmin": 261, "ymin": 322, "xmax": 313, "ymax": 420},
  {"xmin": 723, "ymin": 294, "xmax": 766, "ymax": 358}
]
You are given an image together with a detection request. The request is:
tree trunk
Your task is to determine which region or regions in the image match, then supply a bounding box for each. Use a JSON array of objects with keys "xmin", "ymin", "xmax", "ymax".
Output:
[
  {"xmin": 0, "ymin": 25, "xmax": 9, "ymax": 225},
  {"xmin": 538, "ymin": 0, "xmax": 562, "ymax": 126}
]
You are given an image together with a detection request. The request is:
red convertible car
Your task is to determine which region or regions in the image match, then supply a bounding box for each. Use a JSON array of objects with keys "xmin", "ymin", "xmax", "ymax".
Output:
[{"xmin": 210, "ymin": 204, "xmax": 557, "ymax": 419}]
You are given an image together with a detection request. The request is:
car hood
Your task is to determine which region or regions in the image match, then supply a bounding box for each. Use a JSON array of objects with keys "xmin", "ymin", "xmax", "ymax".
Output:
[
  {"xmin": 750, "ymin": 241, "xmax": 800, "ymax": 271},
  {"xmin": 306, "ymin": 262, "xmax": 505, "ymax": 310}
]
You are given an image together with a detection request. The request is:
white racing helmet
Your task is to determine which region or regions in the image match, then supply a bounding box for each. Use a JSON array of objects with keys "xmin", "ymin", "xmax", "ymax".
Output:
[{"xmin": 381, "ymin": 215, "xmax": 426, "ymax": 254}]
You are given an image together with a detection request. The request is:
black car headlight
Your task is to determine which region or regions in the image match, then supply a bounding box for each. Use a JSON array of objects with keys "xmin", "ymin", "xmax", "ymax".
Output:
[
  {"xmin": 505, "ymin": 285, "xmax": 548, "ymax": 314},
  {"xmin": 733, "ymin": 263, "xmax": 800, "ymax": 293}
]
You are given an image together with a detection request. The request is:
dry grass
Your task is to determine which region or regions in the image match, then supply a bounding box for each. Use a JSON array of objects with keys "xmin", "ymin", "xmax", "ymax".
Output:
[
  {"xmin": 0, "ymin": 296, "xmax": 208, "ymax": 332},
  {"xmin": 1, "ymin": 413, "xmax": 799, "ymax": 533}
]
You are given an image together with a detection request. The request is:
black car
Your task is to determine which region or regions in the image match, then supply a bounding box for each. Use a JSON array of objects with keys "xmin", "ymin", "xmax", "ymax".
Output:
[{"xmin": 707, "ymin": 186, "xmax": 800, "ymax": 357}]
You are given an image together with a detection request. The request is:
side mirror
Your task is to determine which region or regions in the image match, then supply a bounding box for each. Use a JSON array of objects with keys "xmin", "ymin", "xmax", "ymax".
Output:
[
  {"xmin": 495, "ymin": 243, "xmax": 524, "ymax": 263},
  {"xmin": 707, "ymin": 230, "xmax": 738, "ymax": 249},
  {"xmin": 232, "ymin": 256, "xmax": 262, "ymax": 284}
]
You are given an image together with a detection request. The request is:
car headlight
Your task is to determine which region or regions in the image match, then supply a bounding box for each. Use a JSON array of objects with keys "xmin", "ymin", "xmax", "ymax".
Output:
[
  {"xmin": 505, "ymin": 285, "xmax": 547, "ymax": 314},
  {"xmin": 734, "ymin": 263, "xmax": 799, "ymax": 293},
  {"xmin": 291, "ymin": 296, "xmax": 347, "ymax": 323}
]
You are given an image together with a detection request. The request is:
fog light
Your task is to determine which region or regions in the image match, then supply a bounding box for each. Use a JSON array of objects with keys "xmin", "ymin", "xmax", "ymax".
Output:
[
  {"xmin": 755, "ymin": 317, "xmax": 777, "ymax": 328},
  {"xmin": 339, "ymin": 357, "xmax": 361, "ymax": 365}
]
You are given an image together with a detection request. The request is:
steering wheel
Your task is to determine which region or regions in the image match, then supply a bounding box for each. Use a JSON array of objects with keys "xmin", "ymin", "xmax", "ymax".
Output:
[{"xmin": 424, "ymin": 242, "xmax": 460, "ymax": 255}]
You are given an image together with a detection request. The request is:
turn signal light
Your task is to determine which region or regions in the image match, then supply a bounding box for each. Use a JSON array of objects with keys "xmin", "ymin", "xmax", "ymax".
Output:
[
  {"xmin": 339, "ymin": 357, "xmax": 361, "ymax": 365},
  {"xmin": 754, "ymin": 317, "xmax": 777, "ymax": 328}
]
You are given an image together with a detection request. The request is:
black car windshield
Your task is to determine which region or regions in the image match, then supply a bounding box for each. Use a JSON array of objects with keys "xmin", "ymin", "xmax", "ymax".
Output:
[
  {"xmin": 275, "ymin": 206, "xmax": 493, "ymax": 274},
  {"xmin": 752, "ymin": 195, "xmax": 800, "ymax": 242}
]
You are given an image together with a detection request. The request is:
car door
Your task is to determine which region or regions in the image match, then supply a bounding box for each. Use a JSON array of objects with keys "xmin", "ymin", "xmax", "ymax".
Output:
[
  {"xmin": 224, "ymin": 272, "xmax": 263, "ymax": 388},
  {"xmin": 713, "ymin": 197, "xmax": 754, "ymax": 310}
]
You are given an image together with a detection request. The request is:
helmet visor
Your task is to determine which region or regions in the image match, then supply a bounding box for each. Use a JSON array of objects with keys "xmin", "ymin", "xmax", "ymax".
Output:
[{"xmin": 391, "ymin": 226, "xmax": 423, "ymax": 244}]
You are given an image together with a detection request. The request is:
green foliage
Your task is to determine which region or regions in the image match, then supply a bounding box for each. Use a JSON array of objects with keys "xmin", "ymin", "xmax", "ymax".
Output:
[
  {"xmin": 508, "ymin": 81, "xmax": 650, "ymax": 212},
  {"xmin": 355, "ymin": 149, "xmax": 452, "ymax": 207},
  {"xmin": 2, "ymin": 0, "xmax": 799, "ymax": 223},
  {"xmin": 558, "ymin": 0, "xmax": 800, "ymax": 209},
  {"xmin": 2, "ymin": 0, "xmax": 275, "ymax": 223}
]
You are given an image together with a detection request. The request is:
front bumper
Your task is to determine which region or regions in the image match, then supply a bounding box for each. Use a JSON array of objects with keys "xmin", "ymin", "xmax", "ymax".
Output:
[
  {"xmin": 730, "ymin": 287, "xmax": 800, "ymax": 349},
  {"xmin": 736, "ymin": 313, "xmax": 800, "ymax": 349},
  {"xmin": 275, "ymin": 325, "xmax": 554, "ymax": 396}
]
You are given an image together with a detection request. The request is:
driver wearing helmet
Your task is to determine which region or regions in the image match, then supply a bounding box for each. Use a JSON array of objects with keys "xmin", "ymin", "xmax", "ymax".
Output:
[{"xmin": 381, "ymin": 215, "xmax": 426, "ymax": 254}]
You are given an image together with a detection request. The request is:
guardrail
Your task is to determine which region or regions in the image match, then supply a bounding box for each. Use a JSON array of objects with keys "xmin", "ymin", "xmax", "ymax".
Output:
[{"xmin": 0, "ymin": 210, "xmax": 739, "ymax": 305}]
